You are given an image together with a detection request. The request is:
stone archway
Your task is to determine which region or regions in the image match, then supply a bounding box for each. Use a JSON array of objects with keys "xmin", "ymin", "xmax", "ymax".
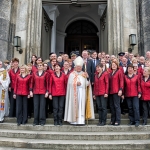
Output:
[{"xmin": 65, "ymin": 20, "xmax": 99, "ymax": 55}]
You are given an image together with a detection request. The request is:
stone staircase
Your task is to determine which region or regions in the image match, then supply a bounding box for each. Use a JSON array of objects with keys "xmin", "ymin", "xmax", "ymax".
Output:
[{"xmin": 0, "ymin": 114, "xmax": 150, "ymax": 150}]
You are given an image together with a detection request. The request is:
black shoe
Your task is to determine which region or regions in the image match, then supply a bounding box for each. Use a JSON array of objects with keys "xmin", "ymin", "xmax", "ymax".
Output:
[
  {"xmin": 40, "ymin": 124, "xmax": 45, "ymax": 126},
  {"xmin": 128, "ymin": 122, "xmax": 135, "ymax": 126},
  {"xmin": 58, "ymin": 122, "xmax": 63, "ymax": 126},
  {"xmin": 135, "ymin": 123, "xmax": 139, "ymax": 127},
  {"xmin": 100, "ymin": 122, "xmax": 105, "ymax": 126},
  {"xmin": 33, "ymin": 123, "xmax": 38, "ymax": 126},
  {"xmin": 109, "ymin": 122, "xmax": 114, "ymax": 125},
  {"xmin": 114, "ymin": 122, "xmax": 120, "ymax": 126},
  {"xmin": 0, "ymin": 120, "xmax": 4, "ymax": 123},
  {"xmin": 142, "ymin": 122, "xmax": 147, "ymax": 126},
  {"xmin": 54, "ymin": 121, "xmax": 57, "ymax": 126},
  {"xmin": 17, "ymin": 123, "xmax": 21, "ymax": 126},
  {"xmin": 97, "ymin": 122, "xmax": 101, "ymax": 126}
]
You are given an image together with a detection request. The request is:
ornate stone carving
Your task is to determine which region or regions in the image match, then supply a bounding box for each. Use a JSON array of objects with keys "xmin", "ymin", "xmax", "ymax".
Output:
[
  {"xmin": 100, "ymin": 7, "xmax": 107, "ymax": 31},
  {"xmin": 43, "ymin": 9, "xmax": 53, "ymax": 32}
]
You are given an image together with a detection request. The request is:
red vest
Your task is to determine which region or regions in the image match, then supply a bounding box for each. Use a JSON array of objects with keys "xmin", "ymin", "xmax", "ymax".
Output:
[
  {"xmin": 93, "ymin": 71, "xmax": 109, "ymax": 96},
  {"xmin": 124, "ymin": 74, "xmax": 141, "ymax": 97},
  {"xmin": 9, "ymin": 68, "xmax": 20, "ymax": 89},
  {"xmin": 14, "ymin": 74, "xmax": 31, "ymax": 95},
  {"xmin": 30, "ymin": 71, "xmax": 49, "ymax": 94},
  {"xmin": 109, "ymin": 69, "xmax": 124, "ymax": 94},
  {"xmin": 49, "ymin": 72, "xmax": 67, "ymax": 96},
  {"xmin": 141, "ymin": 76, "xmax": 150, "ymax": 101}
]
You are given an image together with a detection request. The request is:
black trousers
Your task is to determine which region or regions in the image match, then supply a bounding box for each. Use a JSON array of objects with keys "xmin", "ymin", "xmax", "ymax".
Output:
[
  {"xmin": 96, "ymin": 95, "xmax": 107, "ymax": 123},
  {"xmin": 53, "ymin": 96, "xmax": 65, "ymax": 122},
  {"xmin": 45, "ymin": 98, "xmax": 51, "ymax": 118},
  {"xmin": 9, "ymin": 89, "xmax": 16, "ymax": 117},
  {"xmin": 126, "ymin": 96, "xmax": 140, "ymax": 123},
  {"xmin": 16, "ymin": 95, "xmax": 28, "ymax": 124},
  {"xmin": 109, "ymin": 94, "xmax": 121, "ymax": 124},
  {"xmin": 142, "ymin": 101, "xmax": 150, "ymax": 123},
  {"xmin": 28, "ymin": 97, "xmax": 33, "ymax": 117},
  {"xmin": 33, "ymin": 94, "xmax": 46, "ymax": 124}
]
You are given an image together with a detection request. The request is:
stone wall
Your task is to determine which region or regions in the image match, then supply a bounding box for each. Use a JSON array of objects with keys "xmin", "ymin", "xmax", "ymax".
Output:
[
  {"xmin": 137, "ymin": 0, "xmax": 150, "ymax": 56},
  {"xmin": 0, "ymin": 0, "xmax": 11, "ymax": 61}
]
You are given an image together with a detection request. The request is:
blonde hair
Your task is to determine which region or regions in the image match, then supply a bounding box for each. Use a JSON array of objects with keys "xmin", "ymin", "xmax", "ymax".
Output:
[
  {"xmin": 132, "ymin": 58, "xmax": 138, "ymax": 64},
  {"xmin": 20, "ymin": 65, "xmax": 29, "ymax": 75},
  {"xmin": 112, "ymin": 58, "xmax": 119, "ymax": 64},
  {"xmin": 144, "ymin": 67, "xmax": 150, "ymax": 74}
]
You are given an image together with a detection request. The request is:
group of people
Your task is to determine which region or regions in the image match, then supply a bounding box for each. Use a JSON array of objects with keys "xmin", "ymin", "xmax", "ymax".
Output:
[{"xmin": 0, "ymin": 50, "xmax": 150, "ymax": 127}]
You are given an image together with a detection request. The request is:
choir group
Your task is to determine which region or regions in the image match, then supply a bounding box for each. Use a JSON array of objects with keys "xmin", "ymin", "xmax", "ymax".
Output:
[{"xmin": 0, "ymin": 50, "xmax": 150, "ymax": 127}]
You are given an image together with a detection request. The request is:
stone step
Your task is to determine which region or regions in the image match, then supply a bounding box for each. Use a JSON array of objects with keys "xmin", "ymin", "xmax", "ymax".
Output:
[
  {"xmin": 0, "ymin": 148, "xmax": 38, "ymax": 150},
  {"xmin": 0, "ymin": 137, "xmax": 149, "ymax": 149},
  {"xmin": 46, "ymin": 113, "xmax": 129, "ymax": 119},
  {"xmin": 0, "ymin": 129, "xmax": 149, "ymax": 141},
  {"xmin": 0, "ymin": 123, "xmax": 150, "ymax": 132},
  {"xmin": 4, "ymin": 117, "xmax": 149, "ymax": 125}
]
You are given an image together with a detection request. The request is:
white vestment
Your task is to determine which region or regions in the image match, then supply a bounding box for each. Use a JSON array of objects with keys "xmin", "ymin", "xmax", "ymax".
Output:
[
  {"xmin": 0, "ymin": 68, "xmax": 10, "ymax": 121},
  {"xmin": 64, "ymin": 71, "xmax": 95, "ymax": 125}
]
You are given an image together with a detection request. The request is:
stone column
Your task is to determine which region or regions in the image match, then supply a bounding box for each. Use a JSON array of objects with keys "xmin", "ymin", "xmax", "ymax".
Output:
[
  {"xmin": 122, "ymin": 0, "xmax": 138, "ymax": 54},
  {"xmin": 0, "ymin": 0, "xmax": 11, "ymax": 61},
  {"xmin": 108, "ymin": 0, "xmax": 138, "ymax": 55},
  {"xmin": 26, "ymin": 0, "xmax": 42, "ymax": 63},
  {"xmin": 15, "ymin": 0, "xmax": 42, "ymax": 64},
  {"xmin": 56, "ymin": 31, "xmax": 66, "ymax": 54},
  {"xmin": 107, "ymin": 0, "xmax": 123, "ymax": 55},
  {"xmin": 49, "ymin": 5, "xmax": 59, "ymax": 53},
  {"xmin": 137, "ymin": 0, "xmax": 150, "ymax": 56}
]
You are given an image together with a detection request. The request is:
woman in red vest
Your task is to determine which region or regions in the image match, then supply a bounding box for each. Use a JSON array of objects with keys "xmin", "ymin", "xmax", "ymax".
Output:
[
  {"xmin": 93, "ymin": 63, "xmax": 109, "ymax": 126},
  {"xmin": 123, "ymin": 64, "xmax": 141, "ymax": 127},
  {"xmin": 9, "ymin": 58, "xmax": 20, "ymax": 117},
  {"xmin": 49, "ymin": 63, "xmax": 67, "ymax": 126},
  {"xmin": 109, "ymin": 61, "xmax": 124, "ymax": 126},
  {"xmin": 13, "ymin": 65, "xmax": 31, "ymax": 126},
  {"xmin": 30, "ymin": 62, "xmax": 49, "ymax": 126},
  {"xmin": 140, "ymin": 67, "xmax": 150, "ymax": 125}
]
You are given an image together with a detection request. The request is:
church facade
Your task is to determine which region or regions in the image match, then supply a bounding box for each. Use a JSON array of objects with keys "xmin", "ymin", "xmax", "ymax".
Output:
[{"xmin": 0, "ymin": 0, "xmax": 150, "ymax": 64}]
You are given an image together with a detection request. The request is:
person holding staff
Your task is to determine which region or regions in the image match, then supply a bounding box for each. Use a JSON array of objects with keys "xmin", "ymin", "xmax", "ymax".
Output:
[{"xmin": 64, "ymin": 56, "xmax": 95, "ymax": 125}]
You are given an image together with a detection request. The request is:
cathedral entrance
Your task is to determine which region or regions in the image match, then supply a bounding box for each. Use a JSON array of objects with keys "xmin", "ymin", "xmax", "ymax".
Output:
[{"xmin": 65, "ymin": 20, "xmax": 99, "ymax": 55}]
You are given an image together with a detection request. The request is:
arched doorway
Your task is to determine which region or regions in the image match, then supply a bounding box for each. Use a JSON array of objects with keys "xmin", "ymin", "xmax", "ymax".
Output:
[{"xmin": 65, "ymin": 20, "xmax": 99, "ymax": 55}]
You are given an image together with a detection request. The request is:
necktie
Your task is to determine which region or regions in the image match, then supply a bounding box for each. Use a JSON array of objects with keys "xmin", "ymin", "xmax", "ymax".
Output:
[{"xmin": 94, "ymin": 60, "xmax": 96, "ymax": 66}]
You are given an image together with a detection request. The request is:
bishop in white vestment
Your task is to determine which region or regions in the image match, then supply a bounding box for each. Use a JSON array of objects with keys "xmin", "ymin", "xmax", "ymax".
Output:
[
  {"xmin": 0, "ymin": 62, "xmax": 10, "ymax": 122},
  {"xmin": 64, "ymin": 56, "xmax": 95, "ymax": 125}
]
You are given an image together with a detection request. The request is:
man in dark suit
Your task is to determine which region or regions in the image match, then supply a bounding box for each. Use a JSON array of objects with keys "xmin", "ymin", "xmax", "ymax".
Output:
[
  {"xmin": 47, "ymin": 53, "xmax": 57, "ymax": 68},
  {"xmin": 82, "ymin": 50, "xmax": 95, "ymax": 84},
  {"xmin": 91, "ymin": 51, "xmax": 100, "ymax": 73}
]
